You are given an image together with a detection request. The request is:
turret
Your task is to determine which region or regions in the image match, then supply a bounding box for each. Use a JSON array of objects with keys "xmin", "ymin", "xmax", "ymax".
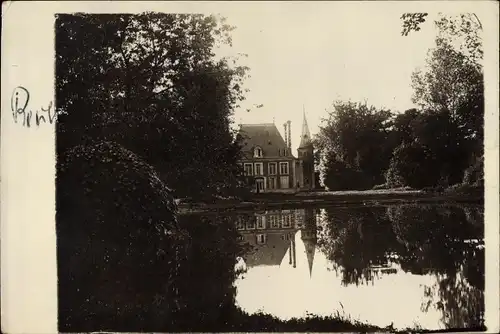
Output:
[{"xmin": 297, "ymin": 108, "xmax": 315, "ymax": 189}]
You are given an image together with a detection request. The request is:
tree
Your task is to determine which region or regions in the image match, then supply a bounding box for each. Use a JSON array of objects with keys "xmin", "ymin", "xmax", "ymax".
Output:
[
  {"xmin": 411, "ymin": 38, "xmax": 483, "ymax": 140},
  {"xmin": 386, "ymin": 109, "xmax": 470, "ymax": 188},
  {"xmin": 400, "ymin": 13, "xmax": 429, "ymax": 36},
  {"xmin": 401, "ymin": 13, "xmax": 483, "ymax": 63},
  {"xmin": 402, "ymin": 13, "xmax": 483, "ymax": 145},
  {"xmin": 391, "ymin": 108, "xmax": 420, "ymax": 144},
  {"xmin": 316, "ymin": 101, "xmax": 395, "ymax": 190},
  {"xmin": 398, "ymin": 12, "xmax": 484, "ymax": 187},
  {"xmin": 56, "ymin": 13, "xmax": 250, "ymax": 199}
]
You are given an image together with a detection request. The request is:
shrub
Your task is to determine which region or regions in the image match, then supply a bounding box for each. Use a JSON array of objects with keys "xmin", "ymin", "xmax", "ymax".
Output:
[
  {"xmin": 463, "ymin": 156, "xmax": 484, "ymax": 187},
  {"xmin": 372, "ymin": 183, "xmax": 390, "ymax": 190},
  {"xmin": 386, "ymin": 142, "xmax": 441, "ymax": 189},
  {"xmin": 57, "ymin": 140, "xmax": 189, "ymax": 331},
  {"xmin": 323, "ymin": 158, "xmax": 372, "ymax": 191}
]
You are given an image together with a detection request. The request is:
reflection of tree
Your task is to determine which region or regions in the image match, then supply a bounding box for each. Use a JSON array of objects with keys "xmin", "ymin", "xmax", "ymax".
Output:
[
  {"xmin": 175, "ymin": 214, "xmax": 248, "ymax": 331},
  {"xmin": 318, "ymin": 204, "xmax": 484, "ymax": 330},
  {"xmin": 386, "ymin": 205, "xmax": 483, "ymax": 280},
  {"xmin": 421, "ymin": 267, "xmax": 484, "ymax": 329},
  {"xmin": 387, "ymin": 204, "xmax": 485, "ymax": 329},
  {"xmin": 317, "ymin": 207, "xmax": 399, "ymax": 286}
]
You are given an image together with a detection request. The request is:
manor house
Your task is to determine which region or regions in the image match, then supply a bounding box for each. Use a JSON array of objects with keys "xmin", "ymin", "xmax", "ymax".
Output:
[{"xmin": 237, "ymin": 113, "xmax": 315, "ymax": 193}]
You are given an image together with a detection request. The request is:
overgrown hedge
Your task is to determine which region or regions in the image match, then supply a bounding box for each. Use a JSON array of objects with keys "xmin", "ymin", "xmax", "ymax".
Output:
[{"xmin": 56, "ymin": 140, "xmax": 189, "ymax": 331}]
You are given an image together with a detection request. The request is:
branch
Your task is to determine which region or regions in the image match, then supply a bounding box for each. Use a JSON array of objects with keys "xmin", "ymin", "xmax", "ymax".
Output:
[
  {"xmin": 145, "ymin": 85, "xmax": 174, "ymax": 101},
  {"xmin": 117, "ymin": 18, "xmax": 132, "ymax": 111},
  {"xmin": 472, "ymin": 13, "xmax": 483, "ymax": 30}
]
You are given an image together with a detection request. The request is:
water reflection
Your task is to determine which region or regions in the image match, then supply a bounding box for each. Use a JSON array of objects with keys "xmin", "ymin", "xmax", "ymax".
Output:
[
  {"xmin": 235, "ymin": 209, "xmax": 318, "ymax": 275},
  {"xmin": 233, "ymin": 205, "xmax": 484, "ymax": 331}
]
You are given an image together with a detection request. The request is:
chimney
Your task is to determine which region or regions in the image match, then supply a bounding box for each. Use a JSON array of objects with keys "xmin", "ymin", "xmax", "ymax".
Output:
[
  {"xmin": 287, "ymin": 120, "xmax": 292, "ymax": 149},
  {"xmin": 283, "ymin": 122, "xmax": 288, "ymax": 148}
]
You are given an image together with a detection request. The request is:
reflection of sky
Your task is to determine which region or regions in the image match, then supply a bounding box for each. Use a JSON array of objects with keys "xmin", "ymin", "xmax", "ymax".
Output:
[{"xmin": 235, "ymin": 230, "xmax": 445, "ymax": 330}]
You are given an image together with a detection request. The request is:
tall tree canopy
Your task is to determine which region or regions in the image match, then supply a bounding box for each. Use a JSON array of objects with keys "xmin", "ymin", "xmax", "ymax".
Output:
[
  {"xmin": 403, "ymin": 12, "xmax": 484, "ymax": 146},
  {"xmin": 56, "ymin": 13, "xmax": 249, "ymax": 199},
  {"xmin": 315, "ymin": 101, "xmax": 394, "ymax": 190},
  {"xmin": 396, "ymin": 12, "xmax": 485, "ymax": 188}
]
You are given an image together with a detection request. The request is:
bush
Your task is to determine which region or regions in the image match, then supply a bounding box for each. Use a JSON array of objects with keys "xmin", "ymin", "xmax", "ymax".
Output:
[
  {"xmin": 386, "ymin": 142, "xmax": 441, "ymax": 189},
  {"xmin": 323, "ymin": 159, "xmax": 372, "ymax": 191},
  {"xmin": 57, "ymin": 140, "xmax": 189, "ymax": 331},
  {"xmin": 463, "ymin": 156, "xmax": 484, "ymax": 187}
]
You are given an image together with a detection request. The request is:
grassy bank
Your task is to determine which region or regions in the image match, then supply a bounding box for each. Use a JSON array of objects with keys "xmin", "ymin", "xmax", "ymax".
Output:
[
  {"xmin": 230, "ymin": 308, "xmax": 382, "ymax": 332},
  {"xmin": 177, "ymin": 187, "xmax": 483, "ymax": 214},
  {"xmin": 219, "ymin": 307, "xmax": 486, "ymax": 332}
]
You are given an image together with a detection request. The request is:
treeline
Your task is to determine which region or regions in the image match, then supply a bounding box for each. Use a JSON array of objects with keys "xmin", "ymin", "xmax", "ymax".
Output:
[
  {"xmin": 56, "ymin": 13, "xmax": 249, "ymax": 201},
  {"xmin": 315, "ymin": 14, "xmax": 484, "ymax": 191}
]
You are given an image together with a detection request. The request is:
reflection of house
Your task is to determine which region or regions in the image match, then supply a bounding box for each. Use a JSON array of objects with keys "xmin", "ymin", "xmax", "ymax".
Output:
[
  {"xmin": 236, "ymin": 112, "xmax": 315, "ymax": 192},
  {"xmin": 237, "ymin": 209, "xmax": 318, "ymax": 275}
]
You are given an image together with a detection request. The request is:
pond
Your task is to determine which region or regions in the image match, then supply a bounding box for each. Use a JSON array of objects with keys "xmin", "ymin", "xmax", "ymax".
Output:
[{"xmin": 179, "ymin": 203, "xmax": 484, "ymax": 332}]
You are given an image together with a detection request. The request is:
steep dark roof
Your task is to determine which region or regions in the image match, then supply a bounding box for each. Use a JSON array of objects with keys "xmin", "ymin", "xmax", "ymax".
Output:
[
  {"xmin": 237, "ymin": 123, "xmax": 289, "ymax": 159},
  {"xmin": 242, "ymin": 232, "xmax": 292, "ymax": 267}
]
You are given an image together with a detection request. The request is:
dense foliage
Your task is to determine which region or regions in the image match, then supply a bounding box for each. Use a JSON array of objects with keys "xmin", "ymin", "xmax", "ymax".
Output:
[
  {"xmin": 316, "ymin": 13, "xmax": 484, "ymax": 191},
  {"xmin": 315, "ymin": 101, "xmax": 395, "ymax": 190},
  {"xmin": 55, "ymin": 13, "xmax": 253, "ymax": 332},
  {"xmin": 57, "ymin": 141, "xmax": 189, "ymax": 331},
  {"xmin": 56, "ymin": 13, "xmax": 249, "ymax": 200}
]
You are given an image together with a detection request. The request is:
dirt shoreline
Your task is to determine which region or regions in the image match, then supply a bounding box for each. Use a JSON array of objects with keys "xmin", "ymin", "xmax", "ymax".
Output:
[{"xmin": 177, "ymin": 190, "xmax": 483, "ymax": 214}]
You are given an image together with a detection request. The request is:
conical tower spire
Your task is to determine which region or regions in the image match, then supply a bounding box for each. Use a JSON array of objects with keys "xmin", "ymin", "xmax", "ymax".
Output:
[{"xmin": 299, "ymin": 106, "xmax": 312, "ymax": 148}]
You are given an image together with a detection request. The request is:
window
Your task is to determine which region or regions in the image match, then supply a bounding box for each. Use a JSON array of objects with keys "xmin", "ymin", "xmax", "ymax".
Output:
[
  {"xmin": 256, "ymin": 234, "xmax": 267, "ymax": 245},
  {"xmin": 254, "ymin": 146, "xmax": 263, "ymax": 158},
  {"xmin": 268, "ymin": 162, "xmax": 277, "ymax": 175},
  {"xmin": 272, "ymin": 217, "xmax": 279, "ymax": 228},
  {"xmin": 256, "ymin": 216, "xmax": 265, "ymax": 229},
  {"xmin": 280, "ymin": 176, "xmax": 289, "ymax": 189},
  {"xmin": 268, "ymin": 215, "xmax": 275, "ymax": 226},
  {"xmin": 268, "ymin": 177, "xmax": 276, "ymax": 189},
  {"xmin": 256, "ymin": 178, "xmax": 265, "ymax": 192},
  {"xmin": 246, "ymin": 219, "xmax": 255, "ymax": 230},
  {"xmin": 283, "ymin": 215, "xmax": 291, "ymax": 228},
  {"xmin": 279, "ymin": 162, "xmax": 289, "ymax": 175},
  {"xmin": 236, "ymin": 221, "xmax": 245, "ymax": 230},
  {"xmin": 254, "ymin": 163, "xmax": 264, "ymax": 176},
  {"xmin": 244, "ymin": 163, "xmax": 253, "ymax": 176}
]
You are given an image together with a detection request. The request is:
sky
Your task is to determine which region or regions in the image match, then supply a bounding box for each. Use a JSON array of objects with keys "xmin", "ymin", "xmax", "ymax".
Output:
[{"xmin": 214, "ymin": 4, "xmax": 440, "ymax": 153}]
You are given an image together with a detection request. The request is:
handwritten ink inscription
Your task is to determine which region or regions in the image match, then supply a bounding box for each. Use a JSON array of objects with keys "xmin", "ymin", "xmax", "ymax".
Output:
[{"xmin": 11, "ymin": 86, "xmax": 59, "ymax": 127}]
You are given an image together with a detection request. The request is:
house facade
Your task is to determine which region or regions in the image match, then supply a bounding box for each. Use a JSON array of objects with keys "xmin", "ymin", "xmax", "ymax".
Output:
[{"xmin": 237, "ymin": 113, "xmax": 315, "ymax": 193}]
